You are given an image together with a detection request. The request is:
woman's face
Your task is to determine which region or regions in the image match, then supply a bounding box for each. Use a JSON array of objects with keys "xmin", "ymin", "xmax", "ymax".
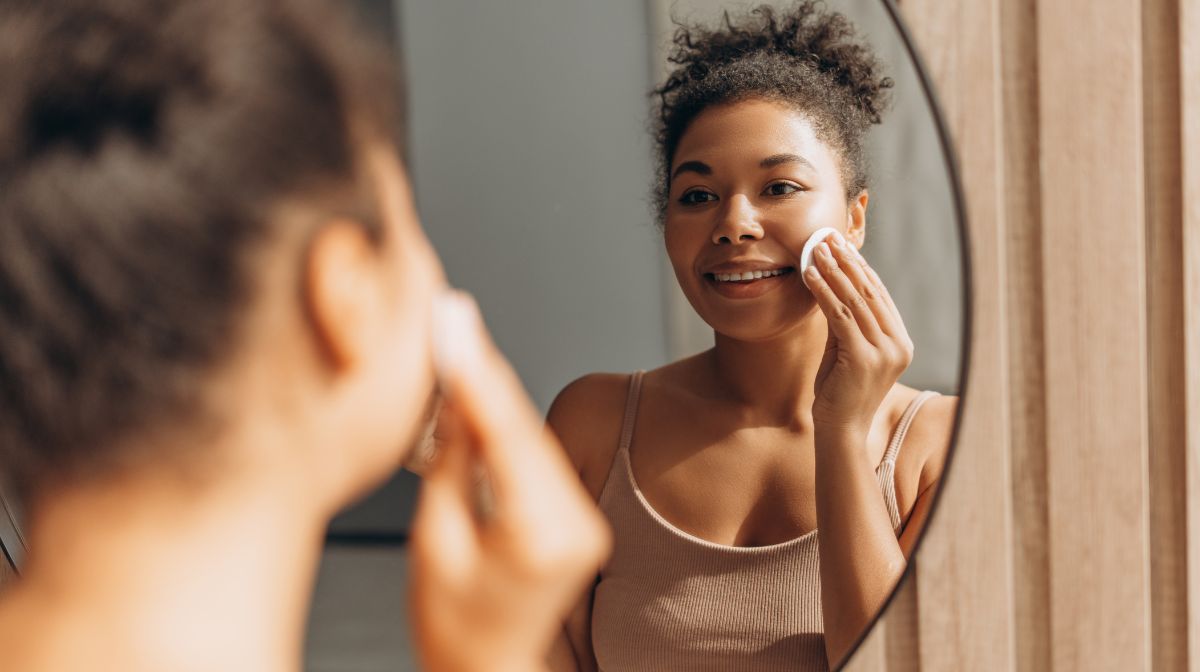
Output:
[{"xmin": 664, "ymin": 98, "xmax": 867, "ymax": 342}]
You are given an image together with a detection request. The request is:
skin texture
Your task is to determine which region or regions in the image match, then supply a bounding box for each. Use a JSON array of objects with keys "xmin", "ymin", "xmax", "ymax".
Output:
[
  {"xmin": 548, "ymin": 99, "xmax": 957, "ymax": 670},
  {"xmin": 0, "ymin": 147, "xmax": 609, "ymax": 672}
]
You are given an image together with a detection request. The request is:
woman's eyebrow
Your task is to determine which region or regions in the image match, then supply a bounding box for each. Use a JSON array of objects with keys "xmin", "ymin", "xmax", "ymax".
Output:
[
  {"xmin": 760, "ymin": 153, "xmax": 816, "ymax": 171},
  {"xmin": 671, "ymin": 160, "xmax": 712, "ymax": 180}
]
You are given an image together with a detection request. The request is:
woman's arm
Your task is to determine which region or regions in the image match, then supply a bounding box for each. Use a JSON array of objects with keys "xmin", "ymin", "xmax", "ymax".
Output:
[
  {"xmin": 543, "ymin": 374, "xmax": 628, "ymax": 672},
  {"xmin": 409, "ymin": 295, "xmax": 611, "ymax": 672},
  {"xmin": 813, "ymin": 428, "xmax": 907, "ymax": 664},
  {"xmin": 802, "ymin": 232, "xmax": 943, "ymax": 666},
  {"xmin": 547, "ymin": 584, "xmax": 598, "ymax": 672},
  {"xmin": 815, "ymin": 394, "xmax": 957, "ymax": 664}
]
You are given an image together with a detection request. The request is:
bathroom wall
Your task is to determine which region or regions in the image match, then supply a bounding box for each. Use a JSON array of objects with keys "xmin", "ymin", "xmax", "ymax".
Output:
[{"xmin": 332, "ymin": 0, "xmax": 670, "ymax": 535}]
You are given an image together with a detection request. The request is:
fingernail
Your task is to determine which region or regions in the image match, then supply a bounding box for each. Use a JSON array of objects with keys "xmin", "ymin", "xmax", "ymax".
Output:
[
  {"xmin": 831, "ymin": 230, "xmax": 847, "ymax": 248},
  {"xmin": 432, "ymin": 290, "xmax": 482, "ymax": 381},
  {"xmin": 803, "ymin": 265, "xmax": 820, "ymax": 289}
]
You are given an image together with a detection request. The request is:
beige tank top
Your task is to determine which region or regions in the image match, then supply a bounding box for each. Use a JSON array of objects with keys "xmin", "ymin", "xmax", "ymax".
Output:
[{"xmin": 591, "ymin": 371, "xmax": 938, "ymax": 672}]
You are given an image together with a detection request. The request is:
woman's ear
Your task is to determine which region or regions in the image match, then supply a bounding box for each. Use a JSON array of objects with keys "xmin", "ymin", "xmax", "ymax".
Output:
[
  {"xmin": 303, "ymin": 220, "xmax": 384, "ymax": 372},
  {"xmin": 847, "ymin": 190, "xmax": 869, "ymax": 249}
]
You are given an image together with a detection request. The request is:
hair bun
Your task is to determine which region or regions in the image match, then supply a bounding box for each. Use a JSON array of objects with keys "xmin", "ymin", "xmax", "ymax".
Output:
[
  {"xmin": 666, "ymin": 1, "xmax": 892, "ymax": 125},
  {"xmin": 17, "ymin": 4, "xmax": 206, "ymax": 161}
]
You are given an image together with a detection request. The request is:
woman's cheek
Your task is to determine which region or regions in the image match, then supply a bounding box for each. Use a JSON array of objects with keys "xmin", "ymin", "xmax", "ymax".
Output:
[{"xmin": 773, "ymin": 202, "xmax": 845, "ymax": 256}]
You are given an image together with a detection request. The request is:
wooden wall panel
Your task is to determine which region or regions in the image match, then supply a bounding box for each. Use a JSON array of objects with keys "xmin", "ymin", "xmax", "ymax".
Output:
[
  {"xmin": 855, "ymin": 0, "xmax": 1200, "ymax": 670},
  {"xmin": 1144, "ymin": 0, "xmax": 1187, "ymax": 669},
  {"xmin": 893, "ymin": 1, "xmax": 1015, "ymax": 671},
  {"xmin": 843, "ymin": 620, "xmax": 888, "ymax": 672},
  {"xmin": 996, "ymin": 0, "xmax": 1050, "ymax": 667},
  {"xmin": 1037, "ymin": 0, "xmax": 1151, "ymax": 668},
  {"xmin": 856, "ymin": 0, "xmax": 1200, "ymax": 669},
  {"xmin": 1183, "ymin": 0, "xmax": 1200, "ymax": 669},
  {"xmin": 882, "ymin": 573, "xmax": 920, "ymax": 672}
]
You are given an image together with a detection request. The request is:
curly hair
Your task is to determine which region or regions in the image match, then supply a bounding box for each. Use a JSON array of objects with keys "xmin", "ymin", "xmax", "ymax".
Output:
[
  {"xmin": 652, "ymin": 1, "xmax": 893, "ymax": 221},
  {"xmin": 0, "ymin": 0, "xmax": 400, "ymax": 497}
]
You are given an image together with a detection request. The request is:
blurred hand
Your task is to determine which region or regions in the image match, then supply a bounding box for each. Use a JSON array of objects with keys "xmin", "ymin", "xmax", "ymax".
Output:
[
  {"xmin": 804, "ymin": 231, "xmax": 914, "ymax": 436},
  {"xmin": 408, "ymin": 292, "xmax": 612, "ymax": 672}
]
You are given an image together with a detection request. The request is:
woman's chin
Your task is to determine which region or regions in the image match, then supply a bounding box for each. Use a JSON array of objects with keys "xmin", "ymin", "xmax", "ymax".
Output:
[{"xmin": 690, "ymin": 295, "xmax": 819, "ymax": 344}]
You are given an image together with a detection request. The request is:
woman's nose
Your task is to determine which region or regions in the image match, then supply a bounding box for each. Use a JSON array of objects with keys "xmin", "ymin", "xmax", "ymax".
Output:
[{"xmin": 711, "ymin": 194, "xmax": 765, "ymax": 245}]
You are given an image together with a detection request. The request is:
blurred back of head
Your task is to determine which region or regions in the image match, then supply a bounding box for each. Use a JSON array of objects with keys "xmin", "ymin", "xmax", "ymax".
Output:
[{"xmin": 0, "ymin": 0, "xmax": 402, "ymax": 500}]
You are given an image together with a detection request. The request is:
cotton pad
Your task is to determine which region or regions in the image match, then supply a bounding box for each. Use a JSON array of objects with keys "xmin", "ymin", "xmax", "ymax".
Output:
[{"xmin": 799, "ymin": 227, "xmax": 839, "ymax": 287}]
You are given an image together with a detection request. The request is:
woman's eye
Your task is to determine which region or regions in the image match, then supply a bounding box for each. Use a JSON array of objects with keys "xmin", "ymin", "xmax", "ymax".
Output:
[
  {"xmin": 679, "ymin": 190, "xmax": 717, "ymax": 205},
  {"xmin": 764, "ymin": 182, "xmax": 802, "ymax": 196}
]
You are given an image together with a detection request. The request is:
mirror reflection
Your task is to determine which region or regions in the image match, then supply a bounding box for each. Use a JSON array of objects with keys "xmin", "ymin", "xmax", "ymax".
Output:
[
  {"xmin": 405, "ymin": 0, "xmax": 963, "ymax": 670},
  {"xmin": 0, "ymin": 0, "xmax": 964, "ymax": 670}
]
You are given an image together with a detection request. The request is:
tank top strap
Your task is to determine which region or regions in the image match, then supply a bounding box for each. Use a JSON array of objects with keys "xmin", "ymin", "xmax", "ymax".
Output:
[
  {"xmin": 618, "ymin": 371, "xmax": 646, "ymax": 454},
  {"xmin": 881, "ymin": 390, "xmax": 940, "ymax": 466},
  {"xmin": 876, "ymin": 390, "xmax": 939, "ymax": 533},
  {"xmin": 595, "ymin": 371, "xmax": 646, "ymax": 506}
]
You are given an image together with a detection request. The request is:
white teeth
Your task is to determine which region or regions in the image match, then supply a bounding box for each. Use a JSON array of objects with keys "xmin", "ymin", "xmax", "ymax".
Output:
[{"xmin": 712, "ymin": 269, "xmax": 788, "ymax": 282}]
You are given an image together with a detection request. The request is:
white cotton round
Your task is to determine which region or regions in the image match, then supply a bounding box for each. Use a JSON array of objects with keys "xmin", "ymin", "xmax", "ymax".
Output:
[{"xmin": 799, "ymin": 227, "xmax": 840, "ymax": 288}]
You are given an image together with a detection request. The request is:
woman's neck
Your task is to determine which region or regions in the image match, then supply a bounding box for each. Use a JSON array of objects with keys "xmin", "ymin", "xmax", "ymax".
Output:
[
  {"xmin": 0, "ymin": 467, "xmax": 327, "ymax": 672},
  {"xmin": 708, "ymin": 314, "xmax": 829, "ymax": 429}
]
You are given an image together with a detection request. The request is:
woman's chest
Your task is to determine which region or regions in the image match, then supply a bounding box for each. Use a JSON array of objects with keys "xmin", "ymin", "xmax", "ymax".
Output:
[{"xmin": 629, "ymin": 426, "xmax": 822, "ymax": 547}]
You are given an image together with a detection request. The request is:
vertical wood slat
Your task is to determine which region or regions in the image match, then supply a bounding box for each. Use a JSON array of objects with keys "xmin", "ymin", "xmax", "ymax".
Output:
[
  {"xmin": 996, "ymin": 0, "xmax": 1051, "ymax": 669},
  {"xmin": 843, "ymin": 570, "xmax": 921, "ymax": 672},
  {"xmin": 1182, "ymin": 0, "xmax": 1200, "ymax": 669},
  {"xmin": 883, "ymin": 572, "xmax": 921, "ymax": 672},
  {"xmin": 1036, "ymin": 0, "xmax": 1152, "ymax": 669},
  {"xmin": 894, "ymin": 1, "xmax": 1015, "ymax": 671},
  {"xmin": 843, "ymin": 616, "xmax": 889, "ymax": 672},
  {"xmin": 1144, "ymin": 0, "xmax": 1188, "ymax": 668}
]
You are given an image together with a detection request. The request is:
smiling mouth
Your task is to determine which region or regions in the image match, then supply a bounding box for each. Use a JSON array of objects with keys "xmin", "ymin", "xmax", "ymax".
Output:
[{"xmin": 704, "ymin": 267, "xmax": 795, "ymax": 283}]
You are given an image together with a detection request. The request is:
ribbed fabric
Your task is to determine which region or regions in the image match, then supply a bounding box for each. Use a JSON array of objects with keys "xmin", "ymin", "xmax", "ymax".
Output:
[
  {"xmin": 876, "ymin": 390, "xmax": 938, "ymax": 531},
  {"xmin": 591, "ymin": 372, "xmax": 938, "ymax": 672}
]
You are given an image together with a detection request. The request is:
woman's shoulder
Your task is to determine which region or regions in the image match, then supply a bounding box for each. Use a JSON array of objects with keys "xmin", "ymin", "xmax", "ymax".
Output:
[
  {"xmin": 886, "ymin": 384, "xmax": 959, "ymax": 501},
  {"xmin": 547, "ymin": 372, "xmax": 637, "ymax": 501},
  {"xmin": 546, "ymin": 357, "xmax": 709, "ymax": 500}
]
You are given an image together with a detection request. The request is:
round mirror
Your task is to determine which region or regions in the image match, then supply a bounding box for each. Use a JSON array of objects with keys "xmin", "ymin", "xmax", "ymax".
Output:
[{"xmin": 307, "ymin": 0, "xmax": 966, "ymax": 670}]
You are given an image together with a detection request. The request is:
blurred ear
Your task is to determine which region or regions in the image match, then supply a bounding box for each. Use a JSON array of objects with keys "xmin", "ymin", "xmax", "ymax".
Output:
[
  {"xmin": 303, "ymin": 220, "xmax": 384, "ymax": 371},
  {"xmin": 847, "ymin": 190, "xmax": 869, "ymax": 249}
]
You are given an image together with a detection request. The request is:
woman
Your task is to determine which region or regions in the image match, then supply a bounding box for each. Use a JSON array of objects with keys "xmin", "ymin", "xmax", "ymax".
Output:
[
  {"xmin": 0, "ymin": 1, "xmax": 608, "ymax": 670},
  {"xmin": 548, "ymin": 4, "xmax": 957, "ymax": 670}
]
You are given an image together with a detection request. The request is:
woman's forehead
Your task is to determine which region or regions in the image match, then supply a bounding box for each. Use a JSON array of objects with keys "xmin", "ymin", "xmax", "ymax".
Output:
[{"xmin": 672, "ymin": 99, "xmax": 837, "ymax": 173}]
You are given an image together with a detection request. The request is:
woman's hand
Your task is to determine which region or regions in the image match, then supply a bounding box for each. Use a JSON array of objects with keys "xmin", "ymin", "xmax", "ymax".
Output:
[
  {"xmin": 408, "ymin": 293, "xmax": 612, "ymax": 672},
  {"xmin": 803, "ymin": 230, "xmax": 914, "ymax": 436}
]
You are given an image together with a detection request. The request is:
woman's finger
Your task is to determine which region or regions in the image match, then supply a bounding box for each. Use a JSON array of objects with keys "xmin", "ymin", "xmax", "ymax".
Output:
[
  {"xmin": 804, "ymin": 253, "xmax": 870, "ymax": 348},
  {"xmin": 411, "ymin": 404, "xmax": 478, "ymax": 581},
  {"xmin": 812, "ymin": 242, "xmax": 887, "ymax": 346},
  {"xmin": 432, "ymin": 291, "xmax": 595, "ymax": 535},
  {"xmin": 853, "ymin": 250, "xmax": 908, "ymax": 334},
  {"xmin": 830, "ymin": 241, "xmax": 902, "ymax": 338}
]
